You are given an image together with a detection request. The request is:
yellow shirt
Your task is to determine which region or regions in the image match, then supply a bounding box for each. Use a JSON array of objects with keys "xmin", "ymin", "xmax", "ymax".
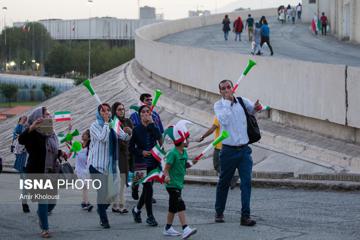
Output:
[{"xmin": 213, "ymin": 117, "xmax": 222, "ymax": 149}]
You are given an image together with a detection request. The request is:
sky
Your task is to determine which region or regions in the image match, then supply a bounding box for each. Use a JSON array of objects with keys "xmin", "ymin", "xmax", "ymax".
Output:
[{"xmin": 1, "ymin": 0, "xmax": 300, "ymax": 26}]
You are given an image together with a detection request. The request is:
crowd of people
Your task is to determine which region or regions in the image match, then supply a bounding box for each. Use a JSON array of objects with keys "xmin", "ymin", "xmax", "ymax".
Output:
[
  {"xmin": 11, "ymin": 77, "xmax": 264, "ymax": 239},
  {"xmin": 222, "ymin": 14, "xmax": 273, "ymax": 56}
]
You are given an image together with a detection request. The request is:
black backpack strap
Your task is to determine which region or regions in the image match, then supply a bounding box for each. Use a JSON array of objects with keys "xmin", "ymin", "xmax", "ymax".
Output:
[{"xmin": 237, "ymin": 97, "xmax": 250, "ymax": 119}]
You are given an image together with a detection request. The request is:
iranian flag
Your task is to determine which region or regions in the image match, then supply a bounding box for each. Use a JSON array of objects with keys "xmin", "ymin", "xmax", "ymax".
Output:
[
  {"xmin": 112, "ymin": 116, "xmax": 122, "ymax": 136},
  {"xmin": 150, "ymin": 144, "xmax": 166, "ymax": 162},
  {"xmin": 54, "ymin": 111, "xmax": 72, "ymax": 122},
  {"xmin": 140, "ymin": 168, "xmax": 165, "ymax": 184}
]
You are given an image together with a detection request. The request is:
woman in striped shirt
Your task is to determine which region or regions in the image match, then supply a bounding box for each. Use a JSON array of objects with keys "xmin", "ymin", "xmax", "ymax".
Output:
[{"xmin": 88, "ymin": 103, "xmax": 112, "ymax": 229}]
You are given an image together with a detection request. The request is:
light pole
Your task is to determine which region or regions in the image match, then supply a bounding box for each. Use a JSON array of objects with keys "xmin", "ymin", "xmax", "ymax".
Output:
[
  {"xmin": 3, "ymin": 6, "xmax": 7, "ymax": 71},
  {"xmin": 88, "ymin": 0, "xmax": 93, "ymax": 79}
]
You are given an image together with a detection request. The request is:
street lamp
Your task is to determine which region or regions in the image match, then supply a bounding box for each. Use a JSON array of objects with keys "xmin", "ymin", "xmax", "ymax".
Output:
[
  {"xmin": 3, "ymin": 7, "xmax": 7, "ymax": 47},
  {"xmin": 88, "ymin": 0, "xmax": 93, "ymax": 79}
]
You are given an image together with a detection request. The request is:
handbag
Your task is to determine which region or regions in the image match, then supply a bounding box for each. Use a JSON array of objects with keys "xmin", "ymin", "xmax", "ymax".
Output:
[
  {"xmin": 58, "ymin": 156, "xmax": 75, "ymax": 181},
  {"xmin": 237, "ymin": 97, "xmax": 261, "ymax": 144}
]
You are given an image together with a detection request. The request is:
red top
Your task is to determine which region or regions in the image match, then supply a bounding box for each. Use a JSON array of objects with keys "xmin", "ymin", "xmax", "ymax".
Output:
[{"xmin": 320, "ymin": 15, "xmax": 327, "ymax": 24}]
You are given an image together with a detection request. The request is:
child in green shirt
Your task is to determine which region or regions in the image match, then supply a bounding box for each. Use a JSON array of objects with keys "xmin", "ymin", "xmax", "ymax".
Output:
[{"xmin": 163, "ymin": 120, "xmax": 198, "ymax": 239}]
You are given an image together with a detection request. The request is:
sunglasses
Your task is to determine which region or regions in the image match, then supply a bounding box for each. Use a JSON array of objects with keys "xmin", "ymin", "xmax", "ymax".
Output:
[{"xmin": 220, "ymin": 85, "xmax": 232, "ymax": 91}]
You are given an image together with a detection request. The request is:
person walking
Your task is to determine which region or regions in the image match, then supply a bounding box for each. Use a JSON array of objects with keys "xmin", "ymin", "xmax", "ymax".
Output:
[
  {"xmin": 75, "ymin": 129, "xmax": 94, "ymax": 212},
  {"xmin": 130, "ymin": 105, "xmax": 162, "ymax": 227},
  {"xmin": 111, "ymin": 102, "xmax": 133, "ymax": 214},
  {"xmin": 222, "ymin": 15, "xmax": 231, "ymax": 41},
  {"xmin": 163, "ymin": 122, "xmax": 198, "ymax": 239},
  {"xmin": 19, "ymin": 107, "xmax": 67, "ymax": 238},
  {"xmin": 130, "ymin": 93, "xmax": 163, "ymax": 203},
  {"xmin": 296, "ymin": 3, "xmax": 302, "ymax": 20},
  {"xmin": 13, "ymin": 115, "xmax": 30, "ymax": 213},
  {"xmin": 88, "ymin": 103, "xmax": 113, "ymax": 229},
  {"xmin": 320, "ymin": 12, "xmax": 328, "ymax": 35},
  {"xmin": 252, "ymin": 22, "xmax": 262, "ymax": 55},
  {"xmin": 245, "ymin": 14, "xmax": 254, "ymax": 41},
  {"xmin": 260, "ymin": 20, "xmax": 274, "ymax": 56},
  {"xmin": 233, "ymin": 16, "xmax": 243, "ymax": 41},
  {"xmin": 213, "ymin": 80, "xmax": 262, "ymax": 226}
]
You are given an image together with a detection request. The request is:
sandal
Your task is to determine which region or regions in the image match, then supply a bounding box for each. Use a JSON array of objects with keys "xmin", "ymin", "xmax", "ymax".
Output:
[{"xmin": 41, "ymin": 230, "xmax": 51, "ymax": 238}]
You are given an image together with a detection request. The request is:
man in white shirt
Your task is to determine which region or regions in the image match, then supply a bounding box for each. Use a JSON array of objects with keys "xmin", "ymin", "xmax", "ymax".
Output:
[{"xmin": 213, "ymin": 79, "xmax": 261, "ymax": 226}]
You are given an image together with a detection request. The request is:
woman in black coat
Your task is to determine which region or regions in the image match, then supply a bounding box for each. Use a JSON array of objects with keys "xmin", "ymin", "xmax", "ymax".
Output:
[{"xmin": 19, "ymin": 106, "xmax": 66, "ymax": 238}]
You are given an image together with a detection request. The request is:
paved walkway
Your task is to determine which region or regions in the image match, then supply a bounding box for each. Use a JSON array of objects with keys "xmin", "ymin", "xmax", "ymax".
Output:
[
  {"xmin": 1, "ymin": 173, "xmax": 359, "ymax": 240},
  {"xmin": 158, "ymin": 17, "xmax": 360, "ymax": 67}
]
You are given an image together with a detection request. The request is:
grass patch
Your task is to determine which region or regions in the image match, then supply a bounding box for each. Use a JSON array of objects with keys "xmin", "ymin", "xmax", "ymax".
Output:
[{"xmin": 0, "ymin": 101, "xmax": 40, "ymax": 107}]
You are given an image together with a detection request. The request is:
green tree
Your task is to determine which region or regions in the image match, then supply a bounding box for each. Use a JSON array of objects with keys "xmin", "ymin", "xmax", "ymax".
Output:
[
  {"xmin": 45, "ymin": 43, "xmax": 73, "ymax": 76},
  {"xmin": 41, "ymin": 84, "xmax": 56, "ymax": 99},
  {"xmin": 0, "ymin": 83, "xmax": 18, "ymax": 106}
]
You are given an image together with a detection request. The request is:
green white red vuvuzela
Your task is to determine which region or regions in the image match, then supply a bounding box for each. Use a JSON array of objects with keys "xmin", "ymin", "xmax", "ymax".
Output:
[
  {"xmin": 65, "ymin": 140, "xmax": 82, "ymax": 158},
  {"xmin": 150, "ymin": 144, "xmax": 167, "ymax": 162},
  {"xmin": 138, "ymin": 168, "xmax": 165, "ymax": 184},
  {"xmin": 54, "ymin": 111, "xmax": 72, "ymax": 122},
  {"xmin": 232, "ymin": 59, "xmax": 256, "ymax": 93},
  {"xmin": 83, "ymin": 79, "xmax": 102, "ymax": 105},
  {"xmin": 194, "ymin": 130, "xmax": 230, "ymax": 161},
  {"xmin": 150, "ymin": 89, "xmax": 162, "ymax": 111},
  {"xmin": 256, "ymin": 104, "xmax": 270, "ymax": 112}
]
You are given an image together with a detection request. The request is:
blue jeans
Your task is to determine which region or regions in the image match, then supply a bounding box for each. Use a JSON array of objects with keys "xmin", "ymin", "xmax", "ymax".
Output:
[
  {"xmin": 37, "ymin": 201, "xmax": 56, "ymax": 231},
  {"xmin": 215, "ymin": 145, "xmax": 253, "ymax": 218},
  {"xmin": 234, "ymin": 32, "xmax": 242, "ymax": 41},
  {"xmin": 89, "ymin": 165, "xmax": 109, "ymax": 223},
  {"xmin": 224, "ymin": 31, "xmax": 229, "ymax": 40}
]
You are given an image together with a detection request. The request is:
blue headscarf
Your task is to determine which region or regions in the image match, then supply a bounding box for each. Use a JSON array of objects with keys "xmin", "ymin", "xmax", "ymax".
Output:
[{"xmin": 96, "ymin": 110, "xmax": 105, "ymax": 127}]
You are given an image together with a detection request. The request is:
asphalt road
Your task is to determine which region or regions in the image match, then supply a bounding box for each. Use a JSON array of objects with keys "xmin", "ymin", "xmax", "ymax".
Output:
[
  {"xmin": 158, "ymin": 17, "xmax": 360, "ymax": 67},
  {"xmin": 0, "ymin": 173, "xmax": 359, "ymax": 240}
]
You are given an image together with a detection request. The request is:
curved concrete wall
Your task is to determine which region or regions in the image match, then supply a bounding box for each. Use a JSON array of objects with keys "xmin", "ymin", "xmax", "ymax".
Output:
[{"xmin": 135, "ymin": 9, "xmax": 360, "ymax": 136}]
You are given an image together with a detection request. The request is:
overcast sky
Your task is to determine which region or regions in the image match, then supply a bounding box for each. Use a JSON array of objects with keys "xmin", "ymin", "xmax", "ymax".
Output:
[{"xmin": 1, "ymin": 0, "xmax": 300, "ymax": 25}]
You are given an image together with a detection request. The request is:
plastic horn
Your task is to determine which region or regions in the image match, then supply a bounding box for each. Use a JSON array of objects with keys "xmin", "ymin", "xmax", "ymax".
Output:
[
  {"xmin": 194, "ymin": 130, "xmax": 230, "ymax": 161},
  {"xmin": 232, "ymin": 59, "xmax": 256, "ymax": 93},
  {"xmin": 60, "ymin": 129, "xmax": 80, "ymax": 143},
  {"xmin": 70, "ymin": 141, "xmax": 82, "ymax": 153},
  {"xmin": 83, "ymin": 79, "xmax": 102, "ymax": 105},
  {"xmin": 256, "ymin": 104, "xmax": 270, "ymax": 112},
  {"xmin": 150, "ymin": 89, "xmax": 162, "ymax": 111}
]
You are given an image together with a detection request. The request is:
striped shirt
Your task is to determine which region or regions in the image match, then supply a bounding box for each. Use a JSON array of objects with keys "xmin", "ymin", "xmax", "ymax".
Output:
[
  {"xmin": 88, "ymin": 121, "xmax": 111, "ymax": 174},
  {"xmin": 214, "ymin": 97, "xmax": 255, "ymax": 146}
]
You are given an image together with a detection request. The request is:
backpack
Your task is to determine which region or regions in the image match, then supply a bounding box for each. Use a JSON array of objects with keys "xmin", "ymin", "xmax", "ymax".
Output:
[{"xmin": 237, "ymin": 97, "xmax": 261, "ymax": 144}]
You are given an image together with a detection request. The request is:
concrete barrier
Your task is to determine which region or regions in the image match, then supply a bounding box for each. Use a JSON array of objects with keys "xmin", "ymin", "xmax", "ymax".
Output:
[{"xmin": 135, "ymin": 9, "xmax": 360, "ymax": 142}]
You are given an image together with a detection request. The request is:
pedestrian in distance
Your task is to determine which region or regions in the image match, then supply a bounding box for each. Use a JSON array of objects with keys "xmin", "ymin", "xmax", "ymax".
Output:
[
  {"xmin": 222, "ymin": 15, "xmax": 231, "ymax": 41},
  {"xmin": 320, "ymin": 12, "xmax": 328, "ymax": 35},
  {"xmin": 245, "ymin": 14, "xmax": 254, "ymax": 42},
  {"xmin": 233, "ymin": 16, "xmax": 244, "ymax": 41},
  {"xmin": 260, "ymin": 20, "xmax": 274, "ymax": 56}
]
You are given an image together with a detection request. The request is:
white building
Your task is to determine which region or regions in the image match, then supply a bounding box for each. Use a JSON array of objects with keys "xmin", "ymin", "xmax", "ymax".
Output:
[
  {"xmin": 14, "ymin": 17, "xmax": 162, "ymax": 40},
  {"xmin": 140, "ymin": 6, "xmax": 156, "ymax": 20},
  {"xmin": 302, "ymin": 0, "xmax": 360, "ymax": 43}
]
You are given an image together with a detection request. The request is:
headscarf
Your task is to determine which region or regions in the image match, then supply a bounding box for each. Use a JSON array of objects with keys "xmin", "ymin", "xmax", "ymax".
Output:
[{"xmin": 28, "ymin": 106, "xmax": 59, "ymax": 172}]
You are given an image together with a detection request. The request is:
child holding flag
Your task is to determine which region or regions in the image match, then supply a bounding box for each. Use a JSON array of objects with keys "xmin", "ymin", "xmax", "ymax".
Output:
[{"xmin": 162, "ymin": 120, "xmax": 198, "ymax": 239}]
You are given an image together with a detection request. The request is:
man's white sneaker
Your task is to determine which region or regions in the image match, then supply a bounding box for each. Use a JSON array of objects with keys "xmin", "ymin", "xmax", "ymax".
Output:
[
  {"xmin": 163, "ymin": 226, "xmax": 181, "ymax": 236},
  {"xmin": 182, "ymin": 226, "xmax": 197, "ymax": 239}
]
